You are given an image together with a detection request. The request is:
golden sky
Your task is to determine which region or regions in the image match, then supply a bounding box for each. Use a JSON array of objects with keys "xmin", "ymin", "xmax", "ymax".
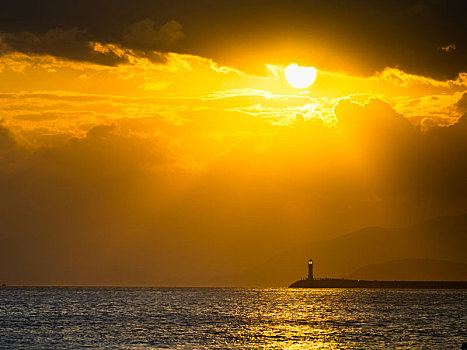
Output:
[{"xmin": 0, "ymin": 0, "xmax": 466, "ymax": 286}]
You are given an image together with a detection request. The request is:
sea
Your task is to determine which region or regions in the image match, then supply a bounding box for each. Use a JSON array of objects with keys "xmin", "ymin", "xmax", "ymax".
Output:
[{"xmin": 0, "ymin": 287, "xmax": 465, "ymax": 349}]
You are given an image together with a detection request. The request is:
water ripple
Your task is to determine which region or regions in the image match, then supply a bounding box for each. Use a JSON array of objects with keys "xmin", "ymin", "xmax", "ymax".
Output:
[{"xmin": 0, "ymin": 288, "xmax": 465, "ymax": 349}]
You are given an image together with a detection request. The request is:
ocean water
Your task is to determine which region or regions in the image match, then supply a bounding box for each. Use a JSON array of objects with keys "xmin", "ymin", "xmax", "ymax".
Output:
[{"xmin": 0, "ymin": 288, "xmax": 465, "ymax": 349}]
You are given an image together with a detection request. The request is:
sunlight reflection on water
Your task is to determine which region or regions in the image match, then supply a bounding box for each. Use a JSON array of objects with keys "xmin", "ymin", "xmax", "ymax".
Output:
[{"xmin": 0, "ymin": 287, "xmax": 465, "ymax": 349}]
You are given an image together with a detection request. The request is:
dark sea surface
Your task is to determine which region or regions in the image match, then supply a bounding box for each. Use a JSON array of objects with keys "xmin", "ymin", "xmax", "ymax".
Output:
[{"xmin": 0, "ymin": 287, "xmax": 466, "ymax": 349}]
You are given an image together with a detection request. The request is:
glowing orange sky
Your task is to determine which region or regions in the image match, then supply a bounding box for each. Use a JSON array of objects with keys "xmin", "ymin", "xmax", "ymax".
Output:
[
  {"xmin": 1, "ymin": 47, "xmax": 465, "ymax": 151},
  {"xmin": 0, "ymin": 0, "xmax": 466, "ymax": 286}
]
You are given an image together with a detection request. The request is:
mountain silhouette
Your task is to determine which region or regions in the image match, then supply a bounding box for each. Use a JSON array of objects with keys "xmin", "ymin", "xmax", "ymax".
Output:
[
  {"xmin": 346, "ymin": 259, "xmax": 467, "ymax": 281},
  {"xmin": 229, "ymin": 213, "xmax": 467, "ymax": 286}
]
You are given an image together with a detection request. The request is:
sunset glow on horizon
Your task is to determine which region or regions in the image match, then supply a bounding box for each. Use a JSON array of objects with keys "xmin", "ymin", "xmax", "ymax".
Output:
[{"xmin": 0, "ymin": 0, "xmax": 466, "ymax": 287}]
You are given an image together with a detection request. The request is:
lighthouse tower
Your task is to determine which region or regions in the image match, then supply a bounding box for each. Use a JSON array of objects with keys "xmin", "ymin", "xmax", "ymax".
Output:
[{"xmin": 308, "ymin": 259, "xmax": 314, "ymax": 280}]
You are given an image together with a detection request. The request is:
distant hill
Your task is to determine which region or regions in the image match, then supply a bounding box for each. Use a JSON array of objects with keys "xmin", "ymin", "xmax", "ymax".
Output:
[
  {"xmin": 227, "ymin": 213, "xmax": 467, "ymax": 287},
  {"xmin": 346, "ymin": 259, "xmax": 467, "ymax": 281}
]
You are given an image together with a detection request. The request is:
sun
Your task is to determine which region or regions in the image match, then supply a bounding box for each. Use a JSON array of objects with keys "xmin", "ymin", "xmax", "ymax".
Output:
[{"xmin": 285, "ymin": 63, "xmax": 317, "ymax": 89}]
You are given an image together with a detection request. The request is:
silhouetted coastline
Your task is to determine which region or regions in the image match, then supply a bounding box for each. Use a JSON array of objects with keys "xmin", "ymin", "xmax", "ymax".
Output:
[
  {"xmin": 289, "ymin": 278, "xmax": 467, "ymax": 289},
  {"xmin": 290, "ymin": 259, "xmax": 467, "ymax": 288}
]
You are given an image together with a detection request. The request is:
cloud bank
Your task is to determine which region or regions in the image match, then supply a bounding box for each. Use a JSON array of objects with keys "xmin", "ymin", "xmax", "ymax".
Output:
[{"xmin": 0, "ymin": 1, "xmax": 466, "ymax": 284}]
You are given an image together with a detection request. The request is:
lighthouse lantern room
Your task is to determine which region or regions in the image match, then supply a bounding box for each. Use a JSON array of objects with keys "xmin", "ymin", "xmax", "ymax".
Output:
[{"xmin": 308, "ymin": 259, "xmax": 314, "ymax": 280}]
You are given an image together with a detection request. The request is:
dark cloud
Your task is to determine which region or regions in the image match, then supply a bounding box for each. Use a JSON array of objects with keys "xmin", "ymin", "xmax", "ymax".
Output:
[
  {"xmin": 86, "ymin": 123, "xmax": 118, "ymax": 138},
  {"xmin": 0, "ymin": 122, "xmax": 177, "ymax": 285},
  {"xmin": 457, "ymin": 92, "xmax": 467, "ymax": 113},
  {"xmin": 123, "ymin": 19, "xmax": 184, "ymax": 50},
  {"xmin": 0, "ymin": 0, "xmax": 466, "ymax": 78},
  {"xmin": 0, "ymin": 25, "xmax": 170, "ymax": 65},
  {"xmin": 335, "ymin": 99, "xmax": 417, "ymax": 170},
  {"xmin": 0, "ymin": 124, "xmax": 16, "ymax": 152},
  {"xmin": 0, "ymin": 103, "xmax": 466, "ymax": 285},
  {"xmin": 336, "ymin": 99, "xmax": 415, "ymax": 141},
  {"xmin": 0, "ymin": 28, "xmax": 126, "ymax": 66}
]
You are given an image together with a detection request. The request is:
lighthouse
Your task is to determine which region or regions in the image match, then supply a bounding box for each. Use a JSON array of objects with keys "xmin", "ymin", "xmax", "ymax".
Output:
[{"xmin": 308, "ymin": 259, "xmax": 314, "ymax": 280}]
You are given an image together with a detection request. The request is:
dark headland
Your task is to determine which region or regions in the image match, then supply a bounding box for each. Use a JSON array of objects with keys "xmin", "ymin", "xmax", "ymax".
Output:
[
  {"xmin": 289, "ymin": 260, "xmax": 467, "ymax": 289},
  {"xmin": 289, "ymin": 278, "xmax": 467, "ymax": 289}
]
